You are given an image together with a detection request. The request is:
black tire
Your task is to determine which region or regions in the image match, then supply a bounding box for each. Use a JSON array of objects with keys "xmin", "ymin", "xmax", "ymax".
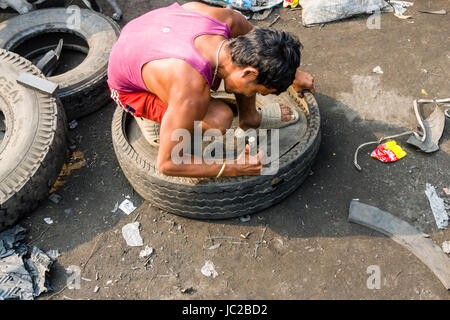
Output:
[
  {"xmin": 111, "ymin": 87, "xmax": 321, "ymax": 219},
  {"xmin": 0, "ymin": 49, "xmax": 67, "ymax": 231},
  {"xmin": 0, "ymin": 8, "xmax": 120, "ymax": 121}
]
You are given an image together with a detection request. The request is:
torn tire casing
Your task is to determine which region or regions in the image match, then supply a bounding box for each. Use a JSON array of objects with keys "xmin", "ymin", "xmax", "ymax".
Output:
[
  {"xmin": 0, "ymin": 49, "xmax": 67, "ymax": 232},
  {"xmin": 111, "ymin": 88, "xmax": 321, "ymax": 219}
]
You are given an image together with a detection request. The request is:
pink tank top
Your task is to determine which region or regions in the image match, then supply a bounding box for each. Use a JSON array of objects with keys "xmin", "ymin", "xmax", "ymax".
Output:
[{"xmin": 107, "ymin": 3, "xmax": 232, "ymax": 93}]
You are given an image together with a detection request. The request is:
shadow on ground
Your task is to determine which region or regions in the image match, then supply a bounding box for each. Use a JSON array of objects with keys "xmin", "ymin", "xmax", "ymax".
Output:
[{"xmin": 32, "ymin": 92, "xmax": 449, "ymax": 300}]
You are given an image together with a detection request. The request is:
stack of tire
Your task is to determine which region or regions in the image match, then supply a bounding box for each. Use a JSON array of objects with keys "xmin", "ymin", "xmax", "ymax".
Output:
[{"xmin": 0, "ymin": 8, "xmax": 120, "ymax": 231}]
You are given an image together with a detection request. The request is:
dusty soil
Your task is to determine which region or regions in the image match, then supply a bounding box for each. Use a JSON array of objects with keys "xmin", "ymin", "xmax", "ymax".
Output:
[{"xmin": 2, "ymin": 0, "xmax": 449, "ymax": 300}]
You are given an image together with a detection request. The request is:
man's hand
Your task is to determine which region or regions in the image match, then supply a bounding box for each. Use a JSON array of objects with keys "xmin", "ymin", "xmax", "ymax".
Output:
[
  {"xmin": 230, "ymin": 144, "xmax": 264, "ymax": 176},
  {"xmin": 292, "ymin": 70, "xmax": 315, "ymax": 98}
]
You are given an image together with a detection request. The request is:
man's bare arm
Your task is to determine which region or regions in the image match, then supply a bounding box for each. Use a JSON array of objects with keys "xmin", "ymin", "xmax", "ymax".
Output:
[{"xmin": 156, "ymin": 72, "xmax": 263, "ymax": 178}]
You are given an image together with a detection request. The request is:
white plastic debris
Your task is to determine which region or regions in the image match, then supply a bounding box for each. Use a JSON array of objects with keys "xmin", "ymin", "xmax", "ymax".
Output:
[
  {"xmin": 208, "ymin": 243, "xmax": 221, "ymax": 250},
  {"xmin": 424, "ymin": 183, "xmax": 449, "ymax": 229},
  {"xmin": 300, "ymin": 0, "xmax": 391, "ymax": 26},
  {"xmin": 111, "ymin": 202, "xmax": 119, "ymax": 213},
  {"xmin": 443, "ymin": 241, "xmax": 450, "ymax": 254},
  {"xmin": 43, "ymin": 218, "xmax": 53, "ymax": 225},
  {"xmin": 373, "ymin": 66, "xmax": 384, "ymax": 74},
  {"xmin": 139, "ymin": 246, "xmax": 154, "ymax": 258},
  {"xmin": 121, "ymin": 222, "xmax": 143, "ymax": 247},
  {"xmin": 201, "ymin": 260, "xmax": 218, "ymax": 278},
  {"xmin": 239, "ymin": 215, "xmax": 251, "ymax": 223},
  {"xmin": 389, "ymin": 0, "xmax": 414, "ymax": 19},
  {"xmin": 119, "ymin": 199, "xmax": 136, "ymax": 215}
]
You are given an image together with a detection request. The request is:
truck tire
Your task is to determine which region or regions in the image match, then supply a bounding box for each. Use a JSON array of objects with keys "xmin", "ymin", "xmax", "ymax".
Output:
[
  {"xmin": 111, "ymin": 87, "xmax": 321, "ymax": 219},
  {"xmin": 0, "ymin": 49, "xmax": 67, "ymax": 231},
  {"xmin": 0, "ymin": 8, "xmax": 120, "ymax": 121}
]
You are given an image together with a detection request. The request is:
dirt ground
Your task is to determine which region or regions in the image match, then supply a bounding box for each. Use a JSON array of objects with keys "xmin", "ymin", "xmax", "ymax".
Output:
[{"xmin": 2, "ymin": 0, "xmax": 449, "ymax": 300}]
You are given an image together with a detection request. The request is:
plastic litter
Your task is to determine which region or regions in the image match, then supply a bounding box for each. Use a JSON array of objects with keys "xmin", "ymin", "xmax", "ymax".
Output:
[
  {"xmin": 354, "ymin": 131, "xmax": 413, "ymax": 171},
  {"xmin": 119, "ymin": 199, "xmax": 136, "ymax": 215},
  {"xmin": 371, "ymin": 140, "xmax": 407, "ymax": 163},
  {"xmin": 43, "ymin": 218, "xmax": 54, "ymax": 225},
  {"xmin": 139, "ymin": 246, "xmax": 154, "ymax": 258},
  {"xmin": 283, "ymin": 0, "xmax": 299, "ymax": 8},
  {"xmin": 299, "ymin": 0, "xmax": 391, "ymax": 26},
  {"xmin": 201, "ymin": 260, "xmax": 218, "ymax": 278},
  {"xmin": 424, "ymin": 183, "xmax": 448, "ymax": 230},
  {"xmin": 373, "ymin": 66, "xmax": 384, "ymax": 74},
  {"xmin": 239, "ymin": 215, "xmax": 251, "ymax": 222},
  {"xmin": 122, "ymin": 222, "xmax": 143, "ymax": 247},
  {"xmin": 388, "ymin": 0, "xmax": 413, "ymax": 19},
  {"xmin": 443, "ymin": 242, "xmax": 450, "ymax": 254},
  {"xmin": 208, "ymin": 243, "xmax": 221, "ymax": 250},
  {"xmin": 200, "ymin": 0, "xmax": 283, "ymax": 12}
]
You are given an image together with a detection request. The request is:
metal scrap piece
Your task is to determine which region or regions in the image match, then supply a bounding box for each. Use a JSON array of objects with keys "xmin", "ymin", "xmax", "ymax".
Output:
[
  {"xmin": 349, "ymin": 200, "xmax": 450, "ymax": 290},
  {"xmin": 17, "ymin": 73, "xmax": 59, "ymax": 96},
  {"xmin": 424, "ymin": 183, "xmax": 449, "ymax": 229},
  {"xmin": 418, "ymin": 9, "xmax": 447, "ymax": 15},
  {"xmin": 407, "ymin": 99, "xmax": 447, "ymax": 153}
]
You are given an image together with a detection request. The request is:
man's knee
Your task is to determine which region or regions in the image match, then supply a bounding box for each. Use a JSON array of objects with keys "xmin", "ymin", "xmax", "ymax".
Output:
[
  {"xmin": 204, "ymin": 101, "xmax": 234, "ymax": 135},
  {"xmin": 216, "ymin": 105, "xmax": 234, "ymax": 134}
]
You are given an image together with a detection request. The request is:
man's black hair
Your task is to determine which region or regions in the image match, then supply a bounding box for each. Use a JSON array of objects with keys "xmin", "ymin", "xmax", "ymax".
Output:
[{"xmin": 228, "ymin": 27, "xmax": 302, "ymax": 94}]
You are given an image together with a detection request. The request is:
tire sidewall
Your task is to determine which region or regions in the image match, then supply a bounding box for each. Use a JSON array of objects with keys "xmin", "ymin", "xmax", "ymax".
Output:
[
  {"xmin": 111, "ymin": 90, "xmax": 322, "ymax": 218},
  {"xmin": 0, "ymin": 8, "xmax": 120, "ymax": 98},
  {"xmin": 0, "ymin": 56, "xmax": 42, "ymax": 186}
]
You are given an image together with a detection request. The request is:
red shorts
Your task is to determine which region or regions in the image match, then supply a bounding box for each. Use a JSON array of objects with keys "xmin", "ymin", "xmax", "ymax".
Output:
[{"xmin": 109, "ymin": 86, "xmax": 168, "ymax": 123}]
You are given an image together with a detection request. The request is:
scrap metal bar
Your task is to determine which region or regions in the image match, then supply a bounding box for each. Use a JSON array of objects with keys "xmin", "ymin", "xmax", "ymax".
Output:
[{"xmin": 349, "ymin": 200, "xmax": 450, "ymax": 290}]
